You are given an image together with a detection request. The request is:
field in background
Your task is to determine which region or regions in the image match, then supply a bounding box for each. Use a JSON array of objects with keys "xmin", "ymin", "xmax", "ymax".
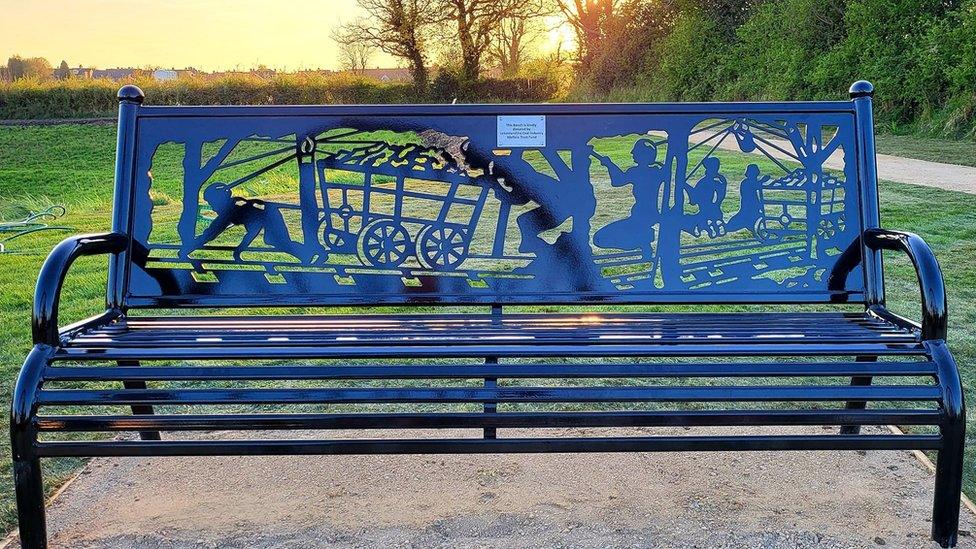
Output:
[
  {"xmin": 2, "ymin": 76, "xmax": 973, "ymax": 171},
  {"xmin": 1, "ymin": 124, "xmax": 976, "ymax": 534},
  {"xmin": 874, "ymin": 134, "xmax": 976, "ymax": 168}
]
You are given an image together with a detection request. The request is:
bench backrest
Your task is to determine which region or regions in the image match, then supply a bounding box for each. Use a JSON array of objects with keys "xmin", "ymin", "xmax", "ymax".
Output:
[{"xmin": 109, "ymin": 84, "xmax": 881, "ymax": 309}]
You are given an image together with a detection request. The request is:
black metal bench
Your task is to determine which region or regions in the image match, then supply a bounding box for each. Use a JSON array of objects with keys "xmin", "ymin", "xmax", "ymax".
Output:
[{"xmin": 10, "ymin": 81, "xmax": 965, "ymax": 548}]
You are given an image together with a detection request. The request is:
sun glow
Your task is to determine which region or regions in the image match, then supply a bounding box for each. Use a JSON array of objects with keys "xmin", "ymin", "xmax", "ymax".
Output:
[
  {"xmin": 0, "ymin": 0, "xmax": 390, "ymax": 71},
  {"xmin": 1, "ymin": 0, "xmax": 578, "ymax": 72},
  {"xmin": 544, "ymin": 16, "xmax": 578, "ymax": 53}
]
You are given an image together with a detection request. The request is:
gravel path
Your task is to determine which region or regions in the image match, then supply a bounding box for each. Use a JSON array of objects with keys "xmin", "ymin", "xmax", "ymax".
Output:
[
  {"xmin": 869, "ymin": 153, "xmax": 976, "ymax": 193},
  {"xmin": 10, "ymin": 426, "xmax": 974, "ymax": 548}
]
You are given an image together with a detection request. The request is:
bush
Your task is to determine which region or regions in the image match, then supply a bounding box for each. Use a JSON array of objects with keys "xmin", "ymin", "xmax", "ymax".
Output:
[
  {"xmin": 429, "ymin": 70, "xmax": 558, "ymax": 104},
  {"xmin": 723, "ymin": 0, "xmax": 845, "ymax": 101},
  {"xmin": 810, "ymin": 0, "xmax": 953, "ymax": 122},
  {"xmin": 914, "ymin": 2, "xmax": 976, "ymax": 137},
  {"xmin": 572, "ymin": 0, "xmax": 976, "ymax": 139},
  {"xmin": 653, "ymin": 10, "xmax": 729, "ymax": 101}
]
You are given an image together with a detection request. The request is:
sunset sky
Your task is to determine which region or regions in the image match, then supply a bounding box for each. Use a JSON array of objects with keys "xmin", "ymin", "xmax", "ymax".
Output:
[{"xmin": 0, "ymin": 0, "xmax": 402, "ymax": 71}]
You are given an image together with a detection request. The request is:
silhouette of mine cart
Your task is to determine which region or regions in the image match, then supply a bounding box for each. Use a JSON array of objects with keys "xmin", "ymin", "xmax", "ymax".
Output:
[
  {"xmin": 314, "ymin": 142, "xmax": 493, "ymax": 271},
  {"xmin": 756, "ymin": 168, "xmax": 847, "ymax": 245}
]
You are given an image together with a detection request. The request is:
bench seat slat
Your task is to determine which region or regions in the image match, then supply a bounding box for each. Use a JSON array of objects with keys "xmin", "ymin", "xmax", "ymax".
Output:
[
  {"xmin": 101, "ymin": 311, "xmax": 884, "ymax": 325},
  {"xmin": 51, "ymin": 342, "xmax": 928, "ymax": 361},
  {"xmin": 36, "ymin": 409, "xmax": 944, "ymax": 432},
  {"xmin": 37, "ymin": 384, "xmax": 942, "ymax": 406},
  {"xmin": 42, "ymin": 362, "xmax": 938, "ymax": 382},
  {"xmin": 84, "ymin": 317, "xmax": 906, "ymax": 333},
  {"xmin": 58, "ymin": 311, "xmax": 922, "ymax": 360},
  {"xmin": 67, "ymin": 313, "xmax": 918, "ymax": 350},
  {"xmin": 35, "ymin": 434, "xmax": 944, "ymax": 458},
  {"xmin": 78, "ymin": 312, "xmax": 911, "ymax": 333},
  {"xmin": 70, "ymin": 328, "xmax": 917, "ymax": 342},
  {"xmin": 73, "ymin": 328, "xmax": 914, "ymax": 343},
  {"xmin": 67, "ymin": 336, "xmax": 919, "ymax": 350}
]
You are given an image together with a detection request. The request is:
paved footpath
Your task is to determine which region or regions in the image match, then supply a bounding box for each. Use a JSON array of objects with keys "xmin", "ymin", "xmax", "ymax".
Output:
[{"xmin": 6, "ymin": 426, "xmax": 975, "ymax": 548}]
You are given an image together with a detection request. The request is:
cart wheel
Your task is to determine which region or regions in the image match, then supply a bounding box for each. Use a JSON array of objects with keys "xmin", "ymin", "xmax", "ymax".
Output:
[
  {"xmin": 322, "ymin": 226, "xmax": 355, "ymax": 254},
  {"xmin": 417, "ymin": 225, "xmax": 469, "ymax": 271},
  {"xmin": 358, "ymin": 220, "xmax": 412, "ymax": 268},
  {"xmin": 754, "ymin": 220, "xmax": 777, "ymax": 242}
]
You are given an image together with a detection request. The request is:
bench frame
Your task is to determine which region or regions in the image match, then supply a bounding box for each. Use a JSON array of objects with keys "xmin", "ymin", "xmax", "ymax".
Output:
[{"xmin": 10, "ymin": 81, "xmax": 966, "ymax": 548}]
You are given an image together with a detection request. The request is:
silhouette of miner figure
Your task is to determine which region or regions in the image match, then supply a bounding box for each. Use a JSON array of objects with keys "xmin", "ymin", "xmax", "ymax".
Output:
[{"xmin": 181, "ymin": 183, "xmax": 315, "ymax": 263}]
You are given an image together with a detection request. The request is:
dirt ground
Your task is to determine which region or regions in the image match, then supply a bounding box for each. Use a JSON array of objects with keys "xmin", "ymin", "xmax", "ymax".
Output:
[{"xmin": 6, "ymin": 426, "xmax": 973, "ymax": 548}]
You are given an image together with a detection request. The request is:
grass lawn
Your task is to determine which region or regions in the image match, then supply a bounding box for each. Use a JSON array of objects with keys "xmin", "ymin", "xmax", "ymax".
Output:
[
  {"xmin": 1, "ymin": 123, "xmax": 976, "ymax": 535},
  {"xmin": 875, "ymin": 133, "xmax": 976, "ymax": 167}
]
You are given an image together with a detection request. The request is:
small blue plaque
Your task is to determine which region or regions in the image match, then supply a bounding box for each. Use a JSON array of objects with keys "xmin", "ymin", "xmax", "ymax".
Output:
[{"xmin": 497, "ymin": 115, "xmax": 546, "ymax": 147}]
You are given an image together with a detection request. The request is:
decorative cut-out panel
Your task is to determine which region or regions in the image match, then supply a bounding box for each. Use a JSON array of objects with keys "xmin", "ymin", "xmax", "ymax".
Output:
[{"xmin": 125, "ymin": 108, "xmax": 864, "ymax": 305}]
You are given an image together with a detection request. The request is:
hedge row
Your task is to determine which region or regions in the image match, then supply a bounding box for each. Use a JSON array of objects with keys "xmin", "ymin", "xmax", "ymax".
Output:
[{"xmin": 0, "ymin": 73, "xmax": 558, "ymax": 119}]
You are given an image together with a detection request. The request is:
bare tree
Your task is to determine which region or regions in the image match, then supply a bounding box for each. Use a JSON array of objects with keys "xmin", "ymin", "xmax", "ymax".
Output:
[
  {"xmin": 337, "ymin": 0, "xmax": 438, "ymax": 88},
  {"xmin": 488, "ymin": 16, "xmax": 545, "ymax": 77},
  {"xmin": 435, "ymin": 0, "xmax": 549, "ymax": 82},
  {"xmin": 333, "ymin": 23, "xmax": 377, "ymax": 73}
]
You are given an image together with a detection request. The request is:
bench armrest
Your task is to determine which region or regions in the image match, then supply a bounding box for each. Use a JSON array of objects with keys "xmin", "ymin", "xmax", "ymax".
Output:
[
  {"xmin": 33, "ymin": 232, "xmax": 128, "ymax": 346},
  {"xmin": 863, "ymin": 228, "xmax": 948, "ymax": 341}
]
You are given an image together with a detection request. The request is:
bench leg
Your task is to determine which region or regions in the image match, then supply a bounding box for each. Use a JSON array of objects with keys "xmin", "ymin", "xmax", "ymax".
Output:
[
  {"xmin": 12, "ymin": 455, "xmax": 47, "ymax": 549},
  {"xmin": 12, "ymin": 345, "xmax": 51, "ymax": 548},
  {"xmin": 932, "ymin": 342, "xmax": 966, "ymax": 548},
  {"xmin": 933, "ymin": 421, "xmax": 965, "ymax": 548},
  {"xmin": 119, "ymin": 360, "xmax": 161, "ymax": 441},
  {"xmin": 840, "ymin": 355, "xmax": 876, "ymax": 435}
]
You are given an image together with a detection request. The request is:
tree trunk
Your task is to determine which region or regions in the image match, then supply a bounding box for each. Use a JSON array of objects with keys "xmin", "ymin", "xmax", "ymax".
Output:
[
  {"xmin": 408, "ymin": 52, "xmax": 429, "ymax": 90},
  {"xmin": 460, "ymin": 55, "xmax": 480, "ymax": 82},
  {"xmin": 455, "ymin": 5, "xmax": 481, "ymax": 83}
]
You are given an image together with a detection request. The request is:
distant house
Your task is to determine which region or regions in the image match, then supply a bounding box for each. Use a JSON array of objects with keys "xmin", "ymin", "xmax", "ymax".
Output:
[
  {"xmin": 93, "ymin": 68, "xmax": 140, "ymax": 80},
  {"xmin": 152, "ymin": 69, "xmax": 179, "ymax": 81},
  {"xmin": 69, "ymin": 66, "xmax": 94, "ymax": 79},
  {"xmin": 356, "ymin": 68, "xmax": 413, "ymax": 83}
]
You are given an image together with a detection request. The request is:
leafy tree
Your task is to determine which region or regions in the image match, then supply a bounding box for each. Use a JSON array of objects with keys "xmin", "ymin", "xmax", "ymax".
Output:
[
  {"xmin": 55, "ymin": 60, "xmax": 71, "ymax": 80},
  {"xmin": 338, "ymin": 0, "xmax": 439, "ymax": 88},
  {"xmin": 6, "ymin": 55, "xmax": 52, "ymax": 80},
  {"xmin": 908, "ymin": 0, "xmax": 976, "ymax": 135},
  {"xmin": 589, "ymin": 0, "xmax": 678, "ymax": 91}
]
